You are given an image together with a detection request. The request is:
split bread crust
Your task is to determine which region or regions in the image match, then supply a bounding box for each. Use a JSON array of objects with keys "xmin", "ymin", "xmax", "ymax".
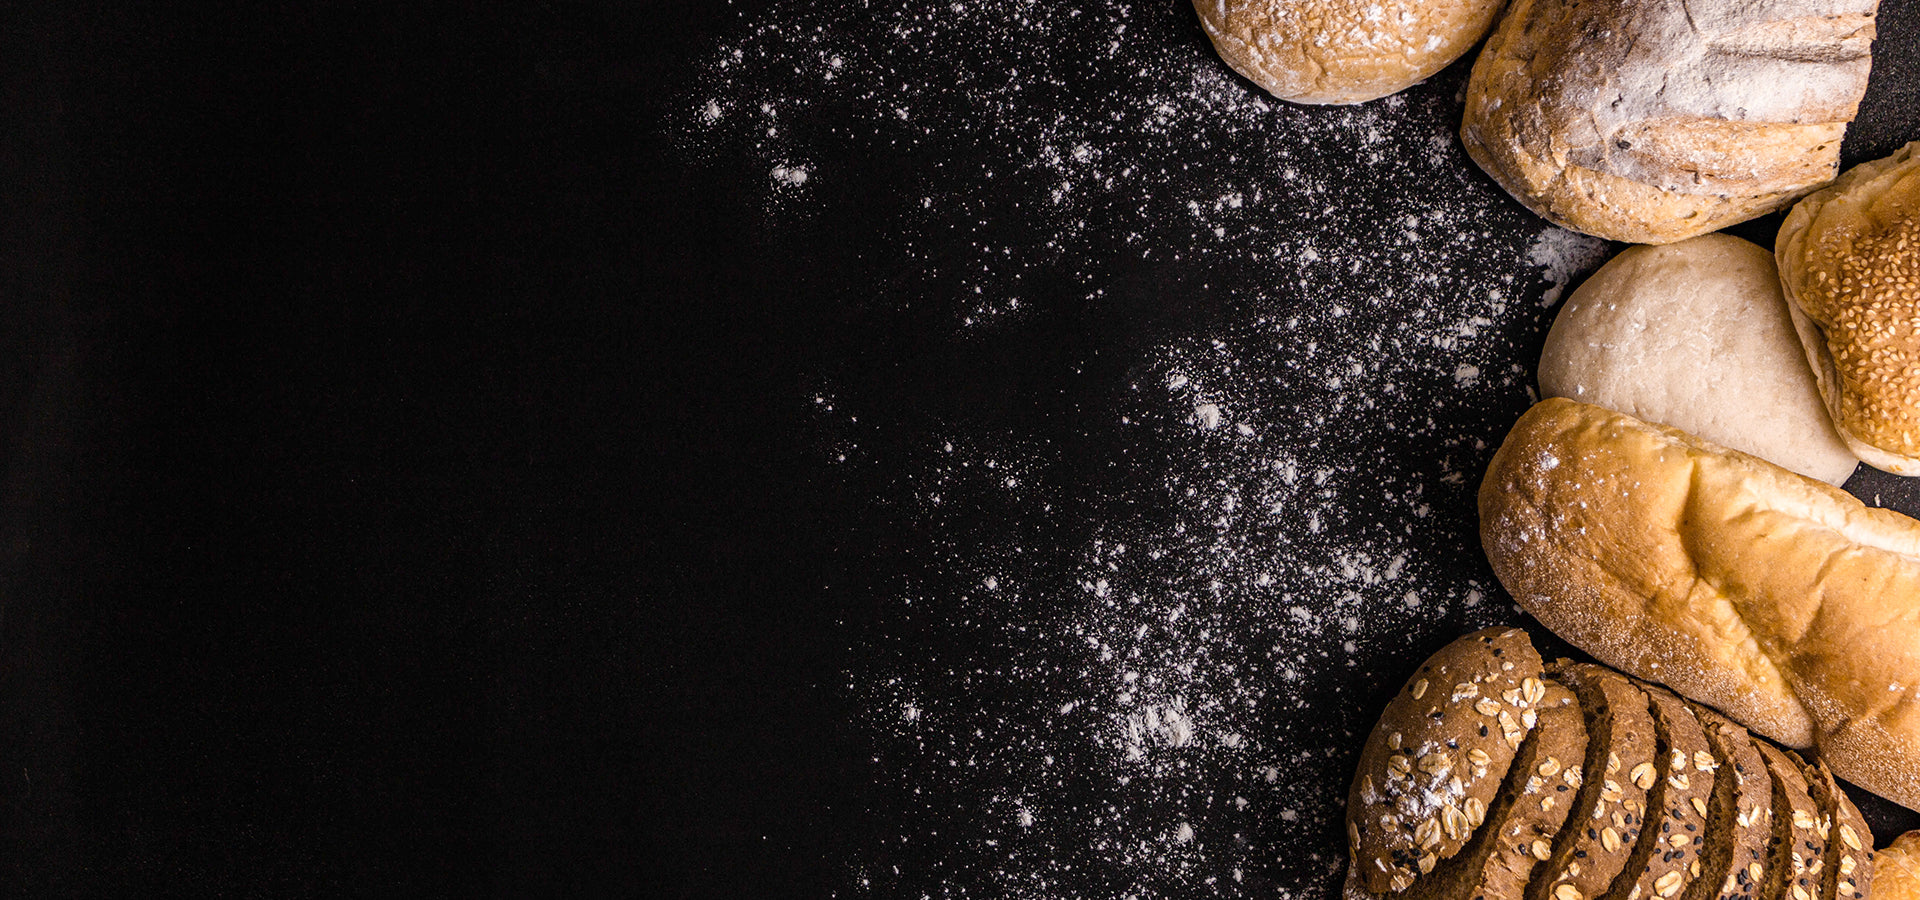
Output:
[
  {"xmin": 1461, "ymin": 0, "xmax": 1876, "ymax": 243},
  {"xmin": 1480, "ymin": 398, "xmax": 1920, "ymax": 811}
]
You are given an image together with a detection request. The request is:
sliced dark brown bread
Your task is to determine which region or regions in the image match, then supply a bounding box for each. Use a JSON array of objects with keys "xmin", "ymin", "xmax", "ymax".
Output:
[
  {"xmin": 1802, "ymin": 758, "xmax": 1872, "ymax": 900},
  {"xmin": 1753, "ymin": 743, "xmax": 1828, "ymax": 900},
  {"xmin": 1602, "ymin": 685, "xmax": 1715, "ymax": 900},
  {"xmin": 1682, "ymin": 705, "xmax": 1773, "ymax": 900},
  {"xmin": 1528, "ymin": 663, "xmax": 1659, "ymax": 900},
  {"xmin": 1349, "ymin": 628, "xmax": 1549, "ymax": 892},
  {"xmin": 1347, "ymin": 683, "xmax": 1588, "ymax": 900}
]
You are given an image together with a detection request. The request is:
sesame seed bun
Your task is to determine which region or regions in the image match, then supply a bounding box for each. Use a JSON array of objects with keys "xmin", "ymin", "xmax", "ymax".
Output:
[{"xmin": 1777, "ymin": 140, "xmax": 1920, "ymax": 475}]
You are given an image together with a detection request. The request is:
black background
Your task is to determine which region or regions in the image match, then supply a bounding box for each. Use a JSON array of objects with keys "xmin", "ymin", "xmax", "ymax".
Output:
[{"xmin": 2, "ymin": 0, "xmax": 1917, "ymax": 896}]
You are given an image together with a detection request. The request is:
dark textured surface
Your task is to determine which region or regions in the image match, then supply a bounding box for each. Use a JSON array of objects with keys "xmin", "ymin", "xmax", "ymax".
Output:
[{"xmin": 0, "ymin": 0, "xmax": 1915, "ymax": 896}]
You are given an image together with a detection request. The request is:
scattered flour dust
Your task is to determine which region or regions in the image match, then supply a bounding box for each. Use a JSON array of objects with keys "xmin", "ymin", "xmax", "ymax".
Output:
[{"xmin": 678, "ymin": 0, "xmax": 1610, "ymax": 897}]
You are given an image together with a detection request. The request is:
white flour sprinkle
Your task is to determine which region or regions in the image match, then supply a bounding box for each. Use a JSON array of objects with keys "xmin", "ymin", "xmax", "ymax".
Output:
[{"xmin": 681, "ymin": 0, "xmax": 1608, "ymax": 896}]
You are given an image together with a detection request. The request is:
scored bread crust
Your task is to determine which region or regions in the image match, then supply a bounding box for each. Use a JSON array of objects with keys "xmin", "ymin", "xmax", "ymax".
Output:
[
  {"xmin": 1479, "ymin": 398, "xmax": 1920, "ymax": 811},
  {"xmin": 1461, "ymin": 0, "xmax": 1875, "ymax": 243},
  {"xmin": 1192, "ymin": 0, "xmax": 1505, "ymax": 104},
  {"xmin": 1776, "ymin": 140, "xmax": 1920, "ymax": 474},
  {"xmin": 1348, "ymin": 628, "xmax": 1551, "ymax": 892},
  {"xmin": 1686, "ymin": 706, "xmax": 1774, "ymax": 900},
  {"xmin": 1530, "ymin": 664, "xmax": 1657, "ymax": 900}
]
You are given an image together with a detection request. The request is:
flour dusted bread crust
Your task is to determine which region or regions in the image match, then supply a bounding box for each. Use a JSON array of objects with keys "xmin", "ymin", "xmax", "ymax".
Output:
[
  {"xmin": 1479, "ymin": 398, "xmax": 1920, "ymax": 811},
  {"xmin": 1461, "ymin": 0, "xmax": 1877, "ymax": 243},
  {"xmin": 1539, "ymin": 233, "xmax": 1856, "ymax": 484},
  {"xmin": 1193, "ymin": 0, "xmax": 1505, "ymax": 104},
  {"xmin": 1777, "ymin": 140, "xmax": 1920, "ymax": 474},
  {"xmin": 1348, "ymin": 628, "xmax": 1550, "ymax": 892}
]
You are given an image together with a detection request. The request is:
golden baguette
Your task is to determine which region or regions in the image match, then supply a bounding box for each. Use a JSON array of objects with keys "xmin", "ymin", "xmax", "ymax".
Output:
[{"xmin": 1479, "ymin": 397, "xmax": 1920, "ymax": 811}]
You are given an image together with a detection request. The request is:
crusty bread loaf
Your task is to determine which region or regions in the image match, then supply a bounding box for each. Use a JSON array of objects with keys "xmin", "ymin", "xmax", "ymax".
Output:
[
  {"xmin": 1192, "ymin": 0, "xmax": 1505, "ymax": 104},
  {"xmin": 1461, "ymin": 0, "xmax": 1877, "ymax": 243},
  {"xmin": 1539, "ymin": 233, "xmax": 1857, "ymax": 485},
  {"xmin": 1776, "ymin": 140, "xmax": 1920, "ymax": 475},
  {"xmin": 1349, "ymin": 628, "xmax": 1550, "ymax": 892},
  {"xmin": 1479, "ymin": 398, "xmax": 1920, "ymax": 811},
  {"xmin": 1875, "ymin": 831, "xmax": 1920, "ymax": 900}
]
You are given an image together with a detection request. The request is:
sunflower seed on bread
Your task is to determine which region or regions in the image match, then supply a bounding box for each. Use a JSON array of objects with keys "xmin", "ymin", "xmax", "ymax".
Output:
[
  {"xmin": 1527, "ymin": 663, "xmax": 1659, "ymax": 900},
  {"xmin": 1347, "ymin": 628, "xmax": 1549, "ymax": 892}
]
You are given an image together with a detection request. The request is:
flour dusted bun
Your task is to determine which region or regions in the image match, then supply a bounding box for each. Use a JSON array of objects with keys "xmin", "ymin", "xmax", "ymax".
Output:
[
  {"xmin": 1777, "ymin": 140, "xmax": 1920, "ymax": 475},
  {"xmin": 1480, "ymin": 398, "xmax": 1920, "ymax": 812},
  {"xmin": 1539, "ymin": 233, "xmax": 1857, "ymax": 485},
  {"xmin": 1461, "ymin": 0, "xmax": 1877, "ymax": 243},
  {"xmin": 1194, "ymin": 0, "xmax": 1505, "ymax": 104}
]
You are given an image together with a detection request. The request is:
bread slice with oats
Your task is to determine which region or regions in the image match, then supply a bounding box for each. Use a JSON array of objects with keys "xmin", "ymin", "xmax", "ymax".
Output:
[{"xmin": 1348, "ymin": 628, "xmax": 1550, "ymax": 892}]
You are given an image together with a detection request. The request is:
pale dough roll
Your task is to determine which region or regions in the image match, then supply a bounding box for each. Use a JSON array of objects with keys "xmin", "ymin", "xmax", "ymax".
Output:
[
  {"xmin": 1193, "ymin": 0, "xmax": 1504, "ymax": 105},
  {"xmin": 1777, "ymin": 140, "xmax": 1920, "ymax": 475},
  {"xmin": 1539, "ymin": 233, "xmax": 1857, "ymax": 485}
]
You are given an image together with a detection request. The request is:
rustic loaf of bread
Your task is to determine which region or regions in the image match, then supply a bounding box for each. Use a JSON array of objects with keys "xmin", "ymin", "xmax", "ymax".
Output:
[
  {"xmin": 1776, "ymin": 140, "xmax": 1920, "ymax": 475},
  {"xmin": 1479, "ymin": 398, "xmax": 1920, "ymax": 811},
  {"xmin": 1461, "ymin": 0, "xmax": 1877, "ymax": 243},
  {"xmin": 1194, "ymin": 0, "xmax": 1506, "ymax": 104}
]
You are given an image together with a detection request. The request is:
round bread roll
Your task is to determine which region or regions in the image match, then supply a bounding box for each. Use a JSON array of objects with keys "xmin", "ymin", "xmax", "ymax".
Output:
[
  {"xmin": 1539, "ymin": 233, "xmax": 1857, "ymax": 485},
  {"xmin": 1776, "ymin": 140, "xmax": 1920, "ymax": 475},
  {"xmin": 1461, "ymin": 0, "xmax": 1876, "ymax": 243},
  {"xmin": 1877, "ymin": 831, "xmax": 1920, "ymax": 900},
  {"xmin": 1193, "ymin": 0, "xmax": 1504, "ymax": 105}
]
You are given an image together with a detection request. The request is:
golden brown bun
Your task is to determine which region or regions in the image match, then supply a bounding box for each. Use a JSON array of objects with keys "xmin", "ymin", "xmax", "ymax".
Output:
[
  {"xmin": 1877, "ymin": 832, "xmax": 1920, "ymax": 900},
  {"xmin": 1479, "ymin": 398, "xmax": 1920, "ymax": 812},
  {"xmin": 1461, "ymin": 0, "xmax": 1875, "ymax": 243},
  {"xmin": 1193, "ymin": 0, "xmax": 1505, "ymax": 104},
  {"xmin": 1776, "ymin": 140, "xmax": 1920, "ymax": 475}
]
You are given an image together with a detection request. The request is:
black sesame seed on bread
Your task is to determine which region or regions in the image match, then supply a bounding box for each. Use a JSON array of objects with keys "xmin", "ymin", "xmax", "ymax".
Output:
[
  {"xmin": 1348, "ymin": 628, "xmax": 1550, "ymax": 892},
  {"xmin": 1802, "ymin": 758, "xmax": 1873, "ymax": 900},
  {"xmin": 1386, "ymin": 683, "xmax": 1587, "ymax": 900},
  {"xmin": 1604, "ymin": 685, "xmax": 1715, "ymax": 900},
  {"xmin": 1753, "ymin": 743, "xmax": 1829, "ymax": 900},
  {"xmin": 1528, "ymin": 663, "xmax": 1659, "ymax": 900},
  {"xmin": 1683, "ymin": 706, "xmax": 1773, "ymax": 900}
]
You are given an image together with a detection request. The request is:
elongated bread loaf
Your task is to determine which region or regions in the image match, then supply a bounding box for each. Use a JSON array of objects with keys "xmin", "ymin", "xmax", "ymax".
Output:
[
  {"xmin": 1479, "ymin": 397, "xmax": 1920, "ymax": 811},
  {"xmin": 1776, "ymin": 140, "xmax": 1920, "ymax": 475},
  {"xmin": 1461, "ymin": 0, "xmax": 1877, "ymax": 243}
]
